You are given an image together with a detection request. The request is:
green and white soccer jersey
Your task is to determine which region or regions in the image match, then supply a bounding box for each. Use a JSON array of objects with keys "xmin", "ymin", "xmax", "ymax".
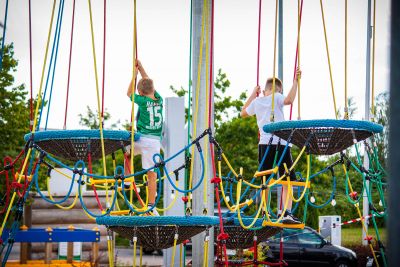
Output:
[{"xmin": 133, "ymin": 91, "xmax": 163, "ymax": 138}]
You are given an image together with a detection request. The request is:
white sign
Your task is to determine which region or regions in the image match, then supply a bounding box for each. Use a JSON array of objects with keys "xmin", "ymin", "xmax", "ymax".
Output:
[{"xmin": 58, "ymin": 241, "xmax": 82, "ymax": 261}]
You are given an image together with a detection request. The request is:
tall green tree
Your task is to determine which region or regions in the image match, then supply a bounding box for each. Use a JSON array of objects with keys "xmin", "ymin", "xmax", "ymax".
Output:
[
  {"xmin": 374, "ymin": 92, "xmax": 389, "ymax": 168},
  {"xmin": 78, "ymin": 106, "xmax": 118, "ymax": 129},
  {"xmin": 0, "ymin": 42, "xmax": 29, "ymax": 159},
  {"xmin": 170, "ymin": 68, "xmax": 247, "ymax": 128}
]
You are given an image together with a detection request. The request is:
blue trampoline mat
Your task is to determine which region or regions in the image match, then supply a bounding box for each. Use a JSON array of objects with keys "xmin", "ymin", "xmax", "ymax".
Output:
[
  {"xmin": 25, "ymin": 129, "xmax": 140, "ymax": 142},
  {"xmin": 24, "ymin": 130, "xmax": 140, "ymax": 161},
  {"xmin": 97, "ymin": 215, "xmax": 221, "ymax": 227},
  {"xmin": 263, "ymin": 119, "xmax": 383, "ymax": 134},
  {"xmin": 262, "ymin": 119, "xmax": 383, "ymax": 155}
]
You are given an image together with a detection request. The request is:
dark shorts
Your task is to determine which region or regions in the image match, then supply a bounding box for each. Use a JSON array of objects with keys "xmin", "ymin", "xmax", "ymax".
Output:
[{"xmin": 258, "ymin": 144, "xmax": 297, "ymax": 181}]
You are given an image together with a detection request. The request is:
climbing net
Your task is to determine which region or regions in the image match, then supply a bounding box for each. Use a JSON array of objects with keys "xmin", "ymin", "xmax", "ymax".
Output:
[{"xmin": 0, "ymin": 0, "xmax": 387, "ymax": 267}]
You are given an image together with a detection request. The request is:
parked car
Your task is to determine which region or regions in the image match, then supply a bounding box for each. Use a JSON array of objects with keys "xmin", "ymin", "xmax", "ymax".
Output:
[{"xmin": 265, "ymin": 227, "xmax": 357, "ymax": 267}]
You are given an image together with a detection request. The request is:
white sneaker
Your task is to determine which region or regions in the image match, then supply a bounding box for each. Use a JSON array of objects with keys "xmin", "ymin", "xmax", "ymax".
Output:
[{"xmin": 282, "ymin": 211, "xmax": 301, "ymax": 224}]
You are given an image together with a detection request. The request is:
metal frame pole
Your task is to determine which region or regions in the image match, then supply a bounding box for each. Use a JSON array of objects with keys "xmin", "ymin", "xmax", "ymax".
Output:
[
  {"xmin": 362, "ymin": 0, "xmax": 372, "ymax": 246},
  {"xmin": 276, "ymin": 0, "xmax": 284, "ymax": 216},
  {"xmin": 278, "ymin": 0, "xmax": 283, "ymax": 81},
  {"xmin": 191, "ymin": 0, "xmax": 214, "ymax": 266},
  {"xmin": 163, "ymin": 97, "xmax": 186, "ymax": 266}
]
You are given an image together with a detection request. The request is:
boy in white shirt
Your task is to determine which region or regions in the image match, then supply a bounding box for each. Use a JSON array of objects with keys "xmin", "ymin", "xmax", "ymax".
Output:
[{"xmin": 240, "ymin": 68, "xmax": 301, "ymax": 224}]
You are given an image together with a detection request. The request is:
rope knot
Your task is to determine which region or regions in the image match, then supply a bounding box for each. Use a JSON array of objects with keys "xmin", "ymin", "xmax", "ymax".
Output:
[
  {"xmin": 47, "ymin": 166, "xmax": 54, "ymax": 177},
  {"xmin": 11, "ymin": 182, "xmax": 23, "ymax": 190},
  {"xmin": 217, "ymin": 233, "xmax": 229, "ymax": 242},
  {"xmin": 114, "ymin": 174, "xmax": 125, "ymax": 181},
  {"xmin": 364, "ymin": 235, "xmax": 373, "ymax": 243},
  {"xmin": 185, "ymin": 156, "xmax": 191, "ymax": 168},
  {"xmin": 211, "ymin": 177, "xmax": 221, "ymax": 184},
  {"xmin": 154, "ymin": 160, "xmax": 165, "ymax": 169},
  {"xmin": 369, "ymin": 203, "xmax": 377, "ymax": 212},
  {"xmin": 3, "ymin": 164, "xmax": 13, "ymax": 171},
  {"xmin": 38, "ymin": 151, "xmax": 47, "ymax": 164},
  {"xmin": 195, "ymin": 141, "xmax": 202, "ymax": 152},
  {"xmin": 261, "ymin": 184, "xmax": 268, "ymax": 190},
  {"xmin": 73, "ymin": 168, "xmax": 83, "ymax": 176},
  {"xmin": 185, "ymin": 207, "xmax": 192, "ymax": 216},
  {"xmin": 349, "ymin": 191, "xmax": 358, "ymax": 200},
  {"xmin": 202, "ymin": 208, "xmax": 208, "ymax": 215}
]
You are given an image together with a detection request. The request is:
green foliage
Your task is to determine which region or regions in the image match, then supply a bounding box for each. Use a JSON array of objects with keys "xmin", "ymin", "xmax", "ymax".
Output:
[
  {"xmin": 78, "ymin": 106, "xmax": 118, "ymax": 129},
  {"xmin": 0, "ymin": 42, "xmax": 29, "ymax": 159},
  {"xmin": 175, "ymin": 69, "xmax": 389, "ymax": 232},
  {"xmin": 374, "ymin": 92, "xmax": 388, "ymax": 169},
  {"xmin": 170, "ymin": 68, "xmax": 247, "ymax": 127},
  {"xmin": 214, "ymin": 69, "xmax": 247, "ymax": 125},
  {"xmin": 337, "ymin": 97, "xmax": 358, "ymax": 119},
  {"xmin": 216, "ymin": 116, "xmax": 258, "ymax": 176}
]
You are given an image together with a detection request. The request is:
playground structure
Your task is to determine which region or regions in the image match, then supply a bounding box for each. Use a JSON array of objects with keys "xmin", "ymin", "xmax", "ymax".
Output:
[
  {"xmin": 0, "ymin": 0, "xmax": 388, "ymax": 267},
  {"xmin": 2, "ymin": 226, "xmax": 100, "ymax": 266}
]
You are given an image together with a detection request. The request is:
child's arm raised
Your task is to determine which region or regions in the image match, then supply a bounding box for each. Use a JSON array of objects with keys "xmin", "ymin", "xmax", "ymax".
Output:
[
  {"xmin": 126, "ymin": 78, "xmax": 136, "ymax": 97},
  {"xmin": 126, "ymin": 60, "xmax": 148, "ymax": 97},
  {"xmin": 241, "ymin": 85, "xmax": 260, "ymax": 117},
  {"xmin": 284, "ymin": 67, "xmax": 301, "ymax": 105},
  {"xmin": 137, "ymin": 60, "xmax": 149, "ymax": 79}
]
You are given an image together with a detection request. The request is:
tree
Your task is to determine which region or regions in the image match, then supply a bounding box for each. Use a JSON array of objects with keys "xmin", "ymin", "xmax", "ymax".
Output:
[
  {"xmin": 78, "ymin": 106, "xmax": 118, "ymax": 129},
  {"xmin": 216, "ymin": 116, "xmax": 258, "ymax": 176},
  {"xmin": 0, "ymin": 42, "xmax": 29, "ymax": 159},
  {"xmin": 336, "ymin": 97, "xmax": 358, "ymax": 119},
  {"xmin": 170, "ymin": 68, "xmax": 247, "ymax": 128},
  {"xmin": 374, "ymin": 92, "xmax": 388, "ymax": 169},
  {"xmin": 214, "ymin": 69, "xmax": 247, "ymax": 125}
]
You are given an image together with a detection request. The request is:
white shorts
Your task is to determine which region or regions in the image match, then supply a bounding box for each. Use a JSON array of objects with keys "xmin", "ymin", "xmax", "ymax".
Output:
[{"xmin": 125, "ymin": 137, "xmax": 161, "ymax": 170}]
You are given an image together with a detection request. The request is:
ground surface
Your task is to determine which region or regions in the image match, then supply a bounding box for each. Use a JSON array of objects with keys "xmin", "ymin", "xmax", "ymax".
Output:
[
  {"xmin": 7, "ymin": 227, "xmax": 386, "ymax": 266},
  {"xmin": 341, "ymin": 227, "xmax": 386, "ymax": 246}
]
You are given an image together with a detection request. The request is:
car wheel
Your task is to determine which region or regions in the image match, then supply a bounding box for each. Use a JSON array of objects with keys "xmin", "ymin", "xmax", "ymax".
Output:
[
  {"xmin": 143, "ymin": 248, "xmax": 155, "ymax": 255},
  {"xmin": 335, "ymin": 260, "xmax": 350, "ymax": 267}
]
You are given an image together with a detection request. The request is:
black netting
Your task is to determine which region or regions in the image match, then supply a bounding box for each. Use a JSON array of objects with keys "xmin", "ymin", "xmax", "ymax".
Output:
[
  {"xmin": 36, "ymin": 139, "xmax": 129, "ymax": 162},
  {"xmin": 110, "ymin": 225, "xmax": 208, "ymax": 250},
  {"xmin": 216, "ymin": 226, "xmax": 280, "ymax": 249},
  {"xmin": 274, "ymin": 128, "xmax": 372, "ymax": 155}
]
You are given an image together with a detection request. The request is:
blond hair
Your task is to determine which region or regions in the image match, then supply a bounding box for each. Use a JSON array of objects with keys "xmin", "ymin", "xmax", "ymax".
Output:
[
  {"xmin": 265, "ymin": 77, "xmax": 283, "ymax": 93},
  {"xmin": 137, "ymin": 78, "xmax": 154, "ymax": 95}
]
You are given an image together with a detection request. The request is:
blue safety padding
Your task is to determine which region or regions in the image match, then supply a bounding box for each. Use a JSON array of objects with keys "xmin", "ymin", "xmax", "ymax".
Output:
[
  {"xmin": 1, "ymin": 228, "xmax": 100, "ymax": 243},
  {"xmin": 263, "ymin": 119, "xmax": 383, "ymax": 134},
  {"xmin": 96, "ymin": 216, "xmax": 221, "ymax": 227},
  {"xmin": 24, "ymin": 129, "xmax": 140, "ymax": 143}
]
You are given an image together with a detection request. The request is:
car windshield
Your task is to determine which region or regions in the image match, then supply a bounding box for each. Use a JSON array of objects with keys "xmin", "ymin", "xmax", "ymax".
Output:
[
  {"xmin": 297, "ymin": 229, "xmax": 323, "ymax": 245},
  {"xmin": 269, "ymin": 229, "xmax": 301, "ymax": 244},
  {"xmin": 269, "ymin": 228, "xmax": 323, "ymax": 246}
]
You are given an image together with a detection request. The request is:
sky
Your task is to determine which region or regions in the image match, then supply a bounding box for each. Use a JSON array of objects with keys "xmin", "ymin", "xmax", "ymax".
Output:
[{"xmin": 0, "ymin": 0, "xmax": 391, "ymax": 130}]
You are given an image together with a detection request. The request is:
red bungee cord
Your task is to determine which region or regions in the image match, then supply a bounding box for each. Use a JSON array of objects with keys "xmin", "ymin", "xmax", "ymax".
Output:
[
  {"xmin": 101, "ymin": 0, "xmax": 106, "ymax": 122},
  {"xmin": 207, "ymin": 0, "xmax": 229, "ymax": 266},
  {"xmin": 63, "ymin": 0, "xmax": 76, "ymax": 129},
  {"xmin": 256, "ymin": 0, "xmax": 262, "ymax": 93},
  {"xmin": 289, "ymin": 0, "xmax": 304, "ymax": 121},
  {"xmin": 88, "ymin": 152, "xmax": 104, "ymax": 211},
  {"xmin": 0, "ymin": 157, "xmax": 13, "ymax": 214},
  {"xmin": 28, "ymin": 0, "xmax": 33, "ymax": 131}
]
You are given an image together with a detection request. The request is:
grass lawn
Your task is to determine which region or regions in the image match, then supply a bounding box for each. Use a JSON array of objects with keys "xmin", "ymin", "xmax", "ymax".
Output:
[{"xmin": 341, "ymin": 227, "xmax": 386, "ymax": 247}]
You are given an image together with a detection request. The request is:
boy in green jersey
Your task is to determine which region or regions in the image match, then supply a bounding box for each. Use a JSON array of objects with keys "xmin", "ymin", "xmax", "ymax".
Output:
[{"xmin": 126, "ymin": 60, "xmax": 163, "ymax": 215}]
